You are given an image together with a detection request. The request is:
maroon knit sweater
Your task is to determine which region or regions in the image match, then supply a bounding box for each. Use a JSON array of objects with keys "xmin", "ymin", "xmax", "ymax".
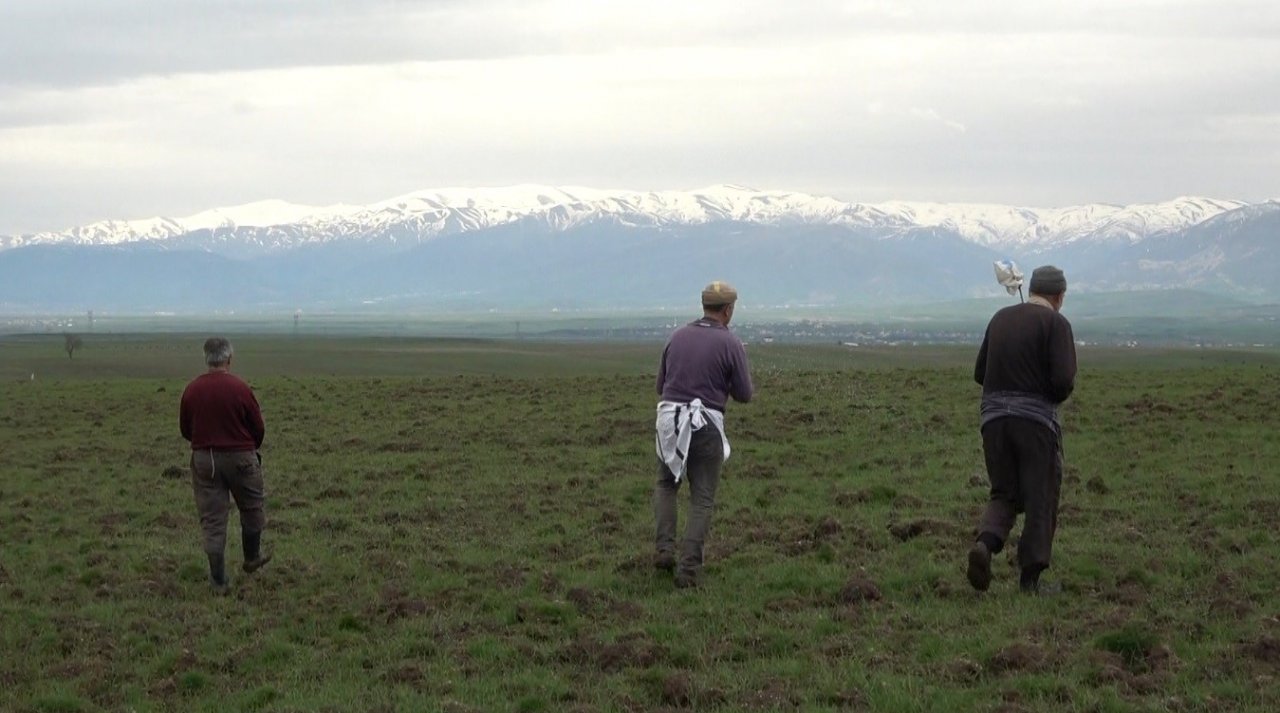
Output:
[{"xmin": 179, "ymin": 371, "xmax": 265, "ymax": 451}]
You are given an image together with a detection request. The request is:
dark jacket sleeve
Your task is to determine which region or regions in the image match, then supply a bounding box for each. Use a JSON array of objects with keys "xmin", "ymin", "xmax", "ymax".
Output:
[
  {"xmin": 656, "ymin": 342, "xmax": 669, "ymax": 396},
  {"xmin": 728, "ymin": 339, "xmax": 753, "ymax": 404},
  {"xmin": 1047, "ymin": 316, "xmax": 1077, "ymax": 403},
  {"xmin": 974, "ymin": 330, "xmax": 989, "ymax": 386},
  {"xmin": 179, "ymin": 387, "xmax": 193, "ymax": 442}
]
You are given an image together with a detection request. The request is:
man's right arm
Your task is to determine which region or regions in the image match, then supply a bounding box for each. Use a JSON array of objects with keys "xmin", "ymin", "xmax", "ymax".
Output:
[
  {"xmin": 728, "ymin": 340, "xmax": 753, "ymax": 404},
  {"xmin": 656, "ymin": 343, "xmax": 669, "ymax": 396},
  {"xmin": 974, "ymin": 330, "xmax": 990, "ymax": 386},
  {"xmin": 178, "ymin": 390, "xmax": 193, "ymax": 442}
]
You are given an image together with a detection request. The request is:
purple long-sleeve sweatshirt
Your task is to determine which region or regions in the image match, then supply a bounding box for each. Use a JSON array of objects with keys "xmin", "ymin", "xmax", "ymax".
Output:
[{"xmin": 656, "ymin": 317, "xmax": 754, "ymax": 412}]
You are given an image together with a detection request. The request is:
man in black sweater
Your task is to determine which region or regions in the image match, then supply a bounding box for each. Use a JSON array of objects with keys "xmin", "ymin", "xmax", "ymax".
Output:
[{"xmin": 967, "ymin": 266, "xmax": 1077, "ymax": 594}]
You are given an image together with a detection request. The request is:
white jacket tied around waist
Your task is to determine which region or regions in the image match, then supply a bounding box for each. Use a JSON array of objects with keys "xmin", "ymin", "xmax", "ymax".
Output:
[{"xmin": 655, "ymin": 399, "xmax": 730, "ymax": 483}]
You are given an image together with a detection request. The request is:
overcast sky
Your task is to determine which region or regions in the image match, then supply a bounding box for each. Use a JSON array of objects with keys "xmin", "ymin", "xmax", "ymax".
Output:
[{"xmin": 2, "ymin": 0, "xmax": 1278, "ymax": 234}]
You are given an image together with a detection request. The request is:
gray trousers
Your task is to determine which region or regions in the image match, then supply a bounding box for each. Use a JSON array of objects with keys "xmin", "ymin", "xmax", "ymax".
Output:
[
  {"xmin": 978, "ymin": 417, "xmax": 1063, "ymax": 572},
  {"xmin": 191, "ymin": 449, "xmax": 266, "ymax": 554},
  {"xmin": 654, "ymin": 424, "xmax": 723, "ymax": 575}
]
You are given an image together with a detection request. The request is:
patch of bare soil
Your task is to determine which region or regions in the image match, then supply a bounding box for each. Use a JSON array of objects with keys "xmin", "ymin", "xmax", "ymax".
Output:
[
  {"xmin": 821, "ymin": 689, "xmax": 866, "ymax": 709},
  {"xmin": 742, "ymin": 678, "xmax": 800, "ymax": 710},
  {"xmin": 382, "ymin": 663, "xmax": 426, "ymax": 686},
  {"xmin": 374, "ymin": 584, "xmax": 431, "ymax": 623},
  {"xmin": 838, "ymin": 576, "xmax": 882, "ymax": 605},
  {"xmin": 887, "ymin": 518, "xmax": 954, "ymax": 542},
  {"xmin": 1124, "ymin": 396, "xmax": 1175, "ymax": 416},
  {"xmin": 783, "ymin": 515, "xmax": 846, "ymax": 555},
  {"xmin": 560, "ymin": 632, "xmax": 665, "ymax": 672},
  {"xmin": 988, "ymin": 643, "xmax": 1048, "ymax": 673},
  {"xmin": 944, "ymin": 657, "xmax": 983, "ymax": 682},
  {"xmin": 161, "ymin": 465, "xmax": 185, "ymax": 479},
  {"xmin": 660, "ymin": 673, "xmax": 692, "ymax": 707},
  {"xmin": 1086, "ymin": 476, "xmax": 1110, "ymax": 494},
  {"xmin": 493, "ymin": 564, "xmax": 527, "ymax": 589},
  {"xmin": 1241, "ymin": 635, "xmax": 1280, "ymax": 666}
]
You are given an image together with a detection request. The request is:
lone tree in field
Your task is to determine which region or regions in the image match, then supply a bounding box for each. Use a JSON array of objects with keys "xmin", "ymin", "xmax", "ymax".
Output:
[{"xmin": 64, "ymin": 333, "xmax": 83, "ymax": 359}]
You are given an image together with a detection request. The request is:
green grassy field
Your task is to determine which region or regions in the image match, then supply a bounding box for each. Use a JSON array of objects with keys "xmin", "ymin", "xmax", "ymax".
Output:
[{"xmin": 1, "ymin": 335, "xmax": 1278, "ymax": 712}]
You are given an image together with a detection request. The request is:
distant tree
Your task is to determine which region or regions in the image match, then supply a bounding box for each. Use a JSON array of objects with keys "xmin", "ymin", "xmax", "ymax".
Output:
[{"xmin": 64, "ymin": 333, "xmax": 83, "ymax": 359}]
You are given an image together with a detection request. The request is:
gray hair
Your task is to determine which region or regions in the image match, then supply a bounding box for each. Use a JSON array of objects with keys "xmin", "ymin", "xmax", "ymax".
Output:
[{"xmin": 203, "ymin": 337, "xmax": 234, "ymax": 367}]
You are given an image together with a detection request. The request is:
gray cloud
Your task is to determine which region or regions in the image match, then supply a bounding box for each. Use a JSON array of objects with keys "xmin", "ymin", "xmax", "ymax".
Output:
[
  {"xmin": 1, "ymin": 0, "xmax": 1279, "ymax": 234},
  {"xmin": 5, "ymin": 0, "xmax": 1279, "ymax": 89}
]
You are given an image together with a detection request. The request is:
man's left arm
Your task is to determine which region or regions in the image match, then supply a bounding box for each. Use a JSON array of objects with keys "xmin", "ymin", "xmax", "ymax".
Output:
[
  {"xmin": 1047, "ymin": 317, "xmax": 1077, "ymax": 403},
  {"xmin": 244, "ymin": 388, "xmax": 266, "ymax": 449}
]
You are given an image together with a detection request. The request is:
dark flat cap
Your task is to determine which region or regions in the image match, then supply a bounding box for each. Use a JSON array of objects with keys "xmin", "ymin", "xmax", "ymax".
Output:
[{"xmin": 1029, "ymin": 265, "xmax": 1067, "ymax": 296}]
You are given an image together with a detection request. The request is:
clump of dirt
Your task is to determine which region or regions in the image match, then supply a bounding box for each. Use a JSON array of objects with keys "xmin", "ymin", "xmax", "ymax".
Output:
[
  {"xmin": 561, "ymin": 632, "xmax": 665, "ymax": 672},
  {"xmin": 660, "ymin": 673, "xmax": 692, "ymax": 707},
  {"xmin": 493, "ymin": 565, "xmax": 527, "ymax": 589},
  {"xmin": 834, "ymin": 490, "xmax": 869, "ymax": 506},
  {"xmin": 988, "ymin": 643, "xmax": 1047, "ymax": 673},
  {"xmin": 945, "ymin": 657, "xmax": 983, "ymax": 681},
  {"xmin": 838, "ymin": 576, "xmax": 882, "ymax": 604},
  {"xmin": 811, "ymin": 516, "xmax": 843, "ymax": 539},
  {"xmin": 1124, "ymin": 395, "xmax": 1175, "ymax": 416},
  {"xmin": 316, "ymin": 486, "xmax": 350, "ymax": 500},
  {"xmin": 742, "ymin": 678, "xmax": 800, "ymax": 710},
  {"xmin": 822, "ymin": 689, "xmax": 866, "ymax": 709},
  {"xmin": 1241, "ymin": 635, "xmax": 1280, "ymax": 664},
  {"xmin": 1086, "ymin": 476, "xmax": 1110, "ymax": 494},
  {"xmin": 887, "ymin": 518, "xmax": 954, "ymax": 542},
  {"xmin": 375, "ymin": 584, "xmax": 430, "ymax": 623},
  {"xmin": 565, "ymin": 586, "xmax": 595, "ymax": 612},
  {"xmin": 382, "ymin": 664, "xmax": 424, "ymax": 685},
  {"xmin": 161, "ymin": 465, "xmax": 185, "ymax": 479}
]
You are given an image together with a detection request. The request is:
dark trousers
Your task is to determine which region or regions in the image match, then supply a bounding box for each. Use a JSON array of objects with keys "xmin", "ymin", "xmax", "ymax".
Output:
[
  {"xmin": 191, "ymin": 449, "xmax": 266, "ymax": 555},
  {"xmin": 654, "ymin": 424, "xmax": 723, "ymax": 576},
  {"xmin": 978, "ymin": 417, "xmax": 1063, "ymax": 572}
]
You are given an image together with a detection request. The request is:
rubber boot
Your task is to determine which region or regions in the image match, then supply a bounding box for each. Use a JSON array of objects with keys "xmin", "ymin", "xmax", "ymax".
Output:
[
  {"xmin": 241, "ymin": 530, "xmax": 272, "ymax": 573},
  {"xmin": 207, "ymin": 552, "xmax": 229, "ymax": 595}
]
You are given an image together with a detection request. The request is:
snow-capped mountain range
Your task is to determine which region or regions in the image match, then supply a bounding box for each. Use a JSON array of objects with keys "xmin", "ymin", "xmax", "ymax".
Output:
[
  {"xmin": 1, "ymin": 185, "xmax": 1277, "ymax": 311},
  {"xmin": 0, "ymin": 185, "xmax": 1259, "ymax": 254}
]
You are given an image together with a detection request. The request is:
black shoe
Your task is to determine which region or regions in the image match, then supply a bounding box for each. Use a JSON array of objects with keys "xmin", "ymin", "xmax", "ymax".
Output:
[
  {"xmin": 654, "ymin": 552, "xmax": 676, "ymax": 572},
  {"xmin": 242, "ymin": 554, "xmax": 272, "ymax": 574},
  {"xmin": 966, "ymin": 542, "xmax": 992, "ymax": 592},
  {"xmin": 241, "ymin": 530, "xmax": 271, "ymax": 573}
]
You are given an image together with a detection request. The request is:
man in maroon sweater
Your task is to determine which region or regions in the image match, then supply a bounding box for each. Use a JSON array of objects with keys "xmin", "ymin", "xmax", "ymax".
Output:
[
  {"xmin": 180, "ymin": 337, "xmax": 270, "ymax": 593},
  {"xmin": 654, "ymin": 281, "xmax": 754, "ymax": 588},
  {"xmin": 967, "ymin": 266, "xmax": 1077, "ymax": 595}
]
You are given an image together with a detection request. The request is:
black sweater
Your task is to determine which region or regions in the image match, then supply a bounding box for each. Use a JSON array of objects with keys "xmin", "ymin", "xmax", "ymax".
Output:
[{"xmin": 974, "ymin": 303, "xmax": 1077, "ymax": 404}]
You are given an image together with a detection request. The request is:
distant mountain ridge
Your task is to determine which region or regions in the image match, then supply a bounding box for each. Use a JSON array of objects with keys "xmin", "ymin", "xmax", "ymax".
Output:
[
  {"xmin": 1, "ymin": 186, "xmax": 1277, "ymax": 311},
  {"xmin": 0, "ymin": 186, "xmax": 1259, "ymax": 253}
]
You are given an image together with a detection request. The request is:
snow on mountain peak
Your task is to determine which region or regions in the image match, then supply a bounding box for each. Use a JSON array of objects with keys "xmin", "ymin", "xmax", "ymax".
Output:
[{"xmin": 0, "ymin": 186, "xmax": 1254, "ymax": 254}]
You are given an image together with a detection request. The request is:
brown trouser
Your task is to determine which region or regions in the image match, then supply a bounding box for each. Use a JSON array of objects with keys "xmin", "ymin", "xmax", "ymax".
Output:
[
  {"xmin": 978, "ymin": 417, "xmax": 1063, "ymax": 572},
  {"xmin": 191, "ymin": 449, "xmax": 266, "ymax": 555},
  {"xmin": 654, "ymin": 424, "xmax": 723, "ymax": 576}
]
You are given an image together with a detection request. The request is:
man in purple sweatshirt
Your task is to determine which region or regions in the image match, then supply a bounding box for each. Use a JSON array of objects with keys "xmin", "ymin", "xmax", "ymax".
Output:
[
  {"xmin": 654, "ymin": 281, "xmax": 754, "ymax": 588},
  {"xmin": 967, "ymin": 266, "xmax": 1077, "ymax": 595}
]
